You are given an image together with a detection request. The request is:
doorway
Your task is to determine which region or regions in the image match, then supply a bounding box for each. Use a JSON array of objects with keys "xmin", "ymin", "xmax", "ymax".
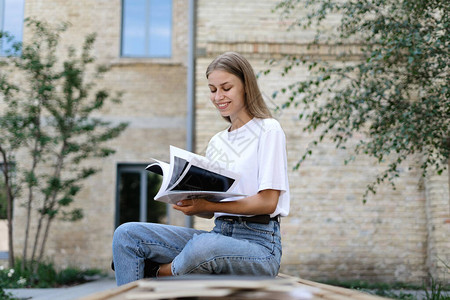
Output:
[{"xmin": 115, "ymin": 164, "xmax": 167, "ymax": 228}]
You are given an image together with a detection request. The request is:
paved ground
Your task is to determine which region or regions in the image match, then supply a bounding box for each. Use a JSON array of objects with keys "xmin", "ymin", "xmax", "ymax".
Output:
[{"xmin": 5, "ymin": 278, "xmax": 117, "ymax": 300}]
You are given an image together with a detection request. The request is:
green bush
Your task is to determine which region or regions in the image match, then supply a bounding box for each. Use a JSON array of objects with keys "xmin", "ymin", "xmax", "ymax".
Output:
[
  {"xmin": 0, "ymin": 288, "xmax": 18, "ymax": 300},
  {"xmin": 0, "ymin": 259, "xmax": 103, "ymax": 288}
]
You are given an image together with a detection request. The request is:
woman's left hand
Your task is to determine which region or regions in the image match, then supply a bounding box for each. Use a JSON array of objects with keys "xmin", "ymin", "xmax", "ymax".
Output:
[{"xmin": 172, "ymin": 198, "xmax": 212, "ymax": 216}]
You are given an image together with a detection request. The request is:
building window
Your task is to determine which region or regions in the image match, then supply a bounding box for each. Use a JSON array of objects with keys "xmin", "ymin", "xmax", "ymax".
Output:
[
  {"xmin": 115, "ymin": 164, "xmax": 167, "ymax": 228},
  {"xmin": 121, "ymin": 0, "xmax": 172, "ymax": 58},
  {"xmin": 0, "ymin": 0, "xmax": 25, "ymax": 56}
]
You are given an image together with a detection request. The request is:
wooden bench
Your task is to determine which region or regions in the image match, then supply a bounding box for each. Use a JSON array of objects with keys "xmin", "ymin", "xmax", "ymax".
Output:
[{"xmin": 81, "ymin": 274, "xmax": 389, "ymax": 300}]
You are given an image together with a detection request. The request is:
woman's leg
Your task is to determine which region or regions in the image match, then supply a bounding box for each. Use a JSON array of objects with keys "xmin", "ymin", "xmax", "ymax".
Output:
[
  {"xmin": 112, "ymin": 222, "xmax": 206, "ymax": 285},
  {"xmin": 171, "ymin": 219, "xmax": 282, "ymax": 277}
]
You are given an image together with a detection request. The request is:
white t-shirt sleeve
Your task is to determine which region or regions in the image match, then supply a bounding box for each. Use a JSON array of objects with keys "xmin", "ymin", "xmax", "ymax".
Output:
[{"xmin": 257, "ymin": 127, "xmax": 289, "ymax": 193}]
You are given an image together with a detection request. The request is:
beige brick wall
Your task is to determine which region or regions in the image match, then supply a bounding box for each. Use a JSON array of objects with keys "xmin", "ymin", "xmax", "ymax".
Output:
[
  {"xmin": 12, "ymin": 0, "xmax": 189, "ymax": 271},
  {"xmin": 425, "ymin": 170, "xmax": 450, "ymax": 281},
  {"xmin": 0, "ymin": 220, "xmax": 7, "ymax": 252}
]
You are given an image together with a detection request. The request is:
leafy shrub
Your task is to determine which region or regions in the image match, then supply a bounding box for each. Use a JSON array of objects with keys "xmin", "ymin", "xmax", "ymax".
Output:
[{"xmin": 0, "ymin": 259, "xmax": 103, "ymax": 288}]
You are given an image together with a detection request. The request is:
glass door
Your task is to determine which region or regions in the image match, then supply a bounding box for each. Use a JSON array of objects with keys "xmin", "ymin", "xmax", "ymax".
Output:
[{"xmin": 115, "ymin": 164, "xmax": 167, "ymax": 228}]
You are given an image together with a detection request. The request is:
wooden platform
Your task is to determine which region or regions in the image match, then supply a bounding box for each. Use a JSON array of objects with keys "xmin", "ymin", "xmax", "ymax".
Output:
[{"xmin": 81, "ymin": 274, "xmax": 390, "ymax": 300}]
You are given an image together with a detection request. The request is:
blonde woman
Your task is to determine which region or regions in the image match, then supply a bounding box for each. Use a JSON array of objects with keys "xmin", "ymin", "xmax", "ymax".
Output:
[{"xmin": 112, "ymin": 52, "xmax": 290, "ymax": 285}]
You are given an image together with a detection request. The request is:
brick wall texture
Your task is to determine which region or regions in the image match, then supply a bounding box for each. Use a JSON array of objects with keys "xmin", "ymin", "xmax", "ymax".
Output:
[{"xmin": 6, "ymin": 0, "xmax": 448, "ymax": 285}]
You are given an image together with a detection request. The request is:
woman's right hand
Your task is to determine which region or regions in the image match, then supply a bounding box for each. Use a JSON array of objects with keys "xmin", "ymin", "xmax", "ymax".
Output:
[{"xmin": 173, "ymin": 198, "xmax": 214, "ymax": 217}]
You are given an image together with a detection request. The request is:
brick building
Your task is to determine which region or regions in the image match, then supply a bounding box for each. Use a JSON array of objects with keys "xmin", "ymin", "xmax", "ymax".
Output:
[{"xmin": 1, "ymin": 0, "xmax": 448, "ymax": 284}]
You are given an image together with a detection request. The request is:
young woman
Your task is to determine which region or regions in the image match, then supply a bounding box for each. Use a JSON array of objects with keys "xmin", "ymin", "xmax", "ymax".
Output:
[{"xmin": 112, "ymin": 52, "xmax": 290, "ymax": 286}]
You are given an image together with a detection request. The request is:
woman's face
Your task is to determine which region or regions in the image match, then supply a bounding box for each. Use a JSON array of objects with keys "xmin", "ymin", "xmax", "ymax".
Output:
[{"xmin": 207, "ymin": 70, "xmax": 248, "ymax": 123}]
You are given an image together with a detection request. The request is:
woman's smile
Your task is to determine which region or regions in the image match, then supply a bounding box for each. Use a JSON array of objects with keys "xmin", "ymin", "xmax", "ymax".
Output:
[{"xmin": 217, "ymin": 102, "xmax": 230, "ymax": 110}]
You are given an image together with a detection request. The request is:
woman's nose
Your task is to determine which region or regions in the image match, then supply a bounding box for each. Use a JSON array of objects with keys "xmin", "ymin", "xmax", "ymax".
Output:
[{"xmin": 215, "ymin": 90, "xmax": 224, "ymax": 101}]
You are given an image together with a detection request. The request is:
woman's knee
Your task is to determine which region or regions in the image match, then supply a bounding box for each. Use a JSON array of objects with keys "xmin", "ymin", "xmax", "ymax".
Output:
[
  {"xmin": 113, "ymin": 222, "xmax": 131, "ymax": 238},
  {"xmin": 182, "ymin": 233, "xmax": 223, "ymax": 258},
  {"xmin": 112, "ymin": 222, "xmax": 142, "ymax": 248}
]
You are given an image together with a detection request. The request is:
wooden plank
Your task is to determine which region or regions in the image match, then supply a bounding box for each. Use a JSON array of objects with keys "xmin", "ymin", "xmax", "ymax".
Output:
[
  {"xmin": 126, "ymin": 288, "xmax": 233, "ymax": 300},
  {"xmin": 279, "ymin": 274, "xmax": 390, "ymax": 300},
  {"xmin": 79, "ymin": 281, "xmax": 138, "ymax": 300},
  {"xmin": 133, "ymin": 276, "xmax": 312, "ymax": 299}
]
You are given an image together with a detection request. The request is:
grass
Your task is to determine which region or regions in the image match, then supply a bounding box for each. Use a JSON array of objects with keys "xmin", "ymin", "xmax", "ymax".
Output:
[{"xmin": 319, "ymin": 279, "xmax": 450, "ymax": 300}]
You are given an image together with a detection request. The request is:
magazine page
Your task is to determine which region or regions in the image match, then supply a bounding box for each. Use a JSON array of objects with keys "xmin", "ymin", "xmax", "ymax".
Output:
[
  {"xmin": 169, "ymin": 165, "xmax": 235, "ymax": 192},
  {"xmin": 168, "ymin": 146, "xmax": 240, "ymax": 193},
  {"xmin": 145, "ymin": 159, "xmax": 171, "ymax": 200},
  {"xmin": 156, "ymin": 191, "xmax": 244, "ymax": 204},
  {"xmin": 147, "ymin": 146, "xmax": 245, "ymax": 204},
  {"xmin": 168, "ymin": 156, "xmax": 189, "ymax": 188}
]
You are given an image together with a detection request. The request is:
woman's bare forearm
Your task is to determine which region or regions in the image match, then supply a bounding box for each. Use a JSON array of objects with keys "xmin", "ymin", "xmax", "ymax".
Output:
[{"xmin": 173, "ymin": 189, "xmax": 280, "ymax": 216}]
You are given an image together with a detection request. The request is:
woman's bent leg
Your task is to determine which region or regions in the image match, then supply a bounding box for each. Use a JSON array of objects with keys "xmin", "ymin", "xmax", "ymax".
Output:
[
  {"xmin": 171, "ymin": 220, "xmax": 282, "ymax": 277},
  {"xmin": 112, "ymin": 222, "xmax": 206, "ymax": 285}
]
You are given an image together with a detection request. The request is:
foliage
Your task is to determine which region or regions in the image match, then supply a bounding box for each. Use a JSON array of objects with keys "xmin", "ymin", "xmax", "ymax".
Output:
[
  {"xmin": 269, "ymin": 0, "xmax": 450, "ymax": 201},
  {"xmin": 372, "ymin": 290, "xmax": 416, "ymax": 300},
  {"xmin": 322, "ymin": 278, "xmax": 450, "ymax": 300},
  {"xmin": 0, "ymin": 18, "xmax": 128, "ymax": 269},
  {"xmin": 0, "ymin": 259, "xmax": 103, "ymax": 289},
  {"xmin": 0, "ymin": 288, "xmax": 17, "ymax": 300},
  {"xmin": 321, "ymin": 278, "xmax": 420, "ymax": 291},
  {"xmin": 424, "ymin": 277, "xmax": 450, "ymax": 300}
]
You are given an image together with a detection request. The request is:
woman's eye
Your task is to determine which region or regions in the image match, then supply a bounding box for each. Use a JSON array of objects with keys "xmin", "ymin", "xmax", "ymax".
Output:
[
  {"xmin": 210, "ymin": 89, "xmax": 216, "ymax": 93},
  {"xmin": 223, "ymin": 87, "xmax": 231, "ymax": 91}
]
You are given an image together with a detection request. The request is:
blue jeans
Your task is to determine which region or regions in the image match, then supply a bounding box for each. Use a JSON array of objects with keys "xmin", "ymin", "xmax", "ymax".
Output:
[{"xmin": 112, "ymin": 218, "xmax": 282, "ymax": 285}]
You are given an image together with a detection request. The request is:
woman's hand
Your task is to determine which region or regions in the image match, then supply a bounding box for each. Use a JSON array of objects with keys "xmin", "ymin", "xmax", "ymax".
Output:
[
  {"xmin": 172, "ymin": 189, "xmax": 280, "ymax": 217},
  {"xmin": 172, "ymin": 198, "xmax": 213, "ymax": 217}
]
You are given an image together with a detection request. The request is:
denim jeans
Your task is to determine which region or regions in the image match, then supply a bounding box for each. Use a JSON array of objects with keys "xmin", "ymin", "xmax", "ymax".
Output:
[{"xmin": 112, "ymin": 218, "xmax": 282, "ymax": 285}]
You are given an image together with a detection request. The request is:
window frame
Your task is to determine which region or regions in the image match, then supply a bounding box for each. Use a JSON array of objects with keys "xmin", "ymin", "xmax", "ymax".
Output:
[
  {"xmin": 120, "ymin": 0, "xmax": 173, "ymax": 58},
  {"xmin": 0, "ymin": 1, "xmax": 4, "ymax": 29},
  {"xmin": 0, "ymin": 0, "xmax": 25, "ymax": 56}
]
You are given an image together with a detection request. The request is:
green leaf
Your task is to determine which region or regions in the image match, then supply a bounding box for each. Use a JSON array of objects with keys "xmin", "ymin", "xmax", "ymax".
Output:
[{"xmin": 268, "ymin": 0, "xmax": 450, "ymax": 202}]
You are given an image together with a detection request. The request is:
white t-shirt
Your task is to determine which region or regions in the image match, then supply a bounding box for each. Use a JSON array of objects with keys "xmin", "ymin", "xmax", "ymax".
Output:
[{"xmin": 206, "ymin": 118, "xmax": 290, "ymax": 218}]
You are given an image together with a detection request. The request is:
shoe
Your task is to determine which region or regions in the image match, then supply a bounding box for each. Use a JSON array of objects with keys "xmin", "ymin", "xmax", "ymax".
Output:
[
  {"xmin": 111, "ymin": 259, "xmax": 159, "ymax": 278},
  {"xmin": 144, "ymin": 259, "xmax": 160, "ymax": 278},
  {"xmin": 112, "ymin": 259, "xmax": 159, "ymax": 277}
]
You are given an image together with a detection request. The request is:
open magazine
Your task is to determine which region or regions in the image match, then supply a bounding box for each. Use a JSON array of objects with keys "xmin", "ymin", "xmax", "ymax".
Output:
[{"xmin": 145, "ymin": 146, "xmax": 244, "ymax": 204}]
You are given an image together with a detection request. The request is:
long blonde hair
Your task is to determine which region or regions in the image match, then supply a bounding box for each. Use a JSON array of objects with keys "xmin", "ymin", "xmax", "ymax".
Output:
[{"xmin": 206, "ymin": 52, "xmax": 272, "ymax": 123}]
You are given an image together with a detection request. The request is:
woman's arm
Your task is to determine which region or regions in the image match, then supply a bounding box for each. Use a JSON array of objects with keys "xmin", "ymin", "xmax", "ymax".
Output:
[
  {"xmin": 173, "ymin": 189, "xmax": 280, "ymax": 216},
  {"xmin": 195, "ymin": 212, "xmax": 214, "ymax": 219}
]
